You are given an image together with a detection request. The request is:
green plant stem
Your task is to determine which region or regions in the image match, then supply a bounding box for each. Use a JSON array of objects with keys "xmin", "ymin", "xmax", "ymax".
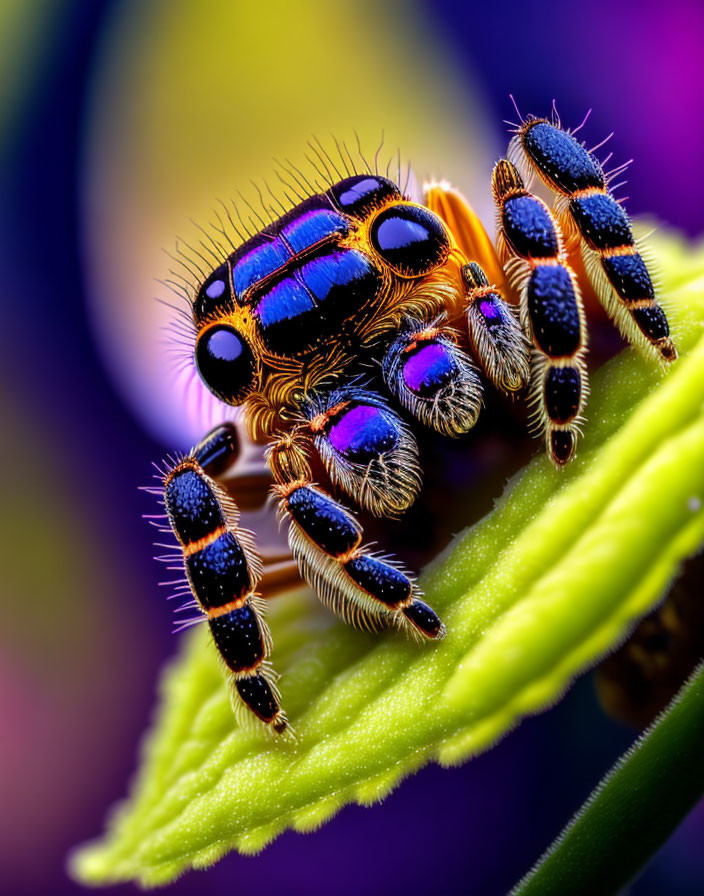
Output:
[{"xmin": 512, "ymin": 660, "xmax": 704, "ymax": 896}]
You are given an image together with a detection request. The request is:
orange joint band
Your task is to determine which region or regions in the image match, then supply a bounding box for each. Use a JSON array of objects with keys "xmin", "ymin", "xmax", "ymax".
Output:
[
  {"xmin": 183, "ymin": 525, "xmax": 228, "ymax": 557},
  {"xmin": 309, "ymin": 401, "xmax": 349, "ymax": 433},
  {"xmin": 206, "ymin": 594, "xmax": 249, "ymax": 619},
  {"xmin": 599, "ymin": 244, "xmax": 638, "ymax": 258}
]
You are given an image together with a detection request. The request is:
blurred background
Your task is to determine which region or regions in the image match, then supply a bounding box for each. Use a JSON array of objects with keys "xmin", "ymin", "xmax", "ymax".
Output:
[{"xmin": 1, "ymin": 1, "xmax": 702, "ymax": 894}]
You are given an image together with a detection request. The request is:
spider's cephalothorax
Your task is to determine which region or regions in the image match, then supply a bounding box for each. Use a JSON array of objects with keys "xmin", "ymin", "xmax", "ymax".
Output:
[{"xmin": 157, "ymin": 115, "xmax": 675, "ymax": 735}]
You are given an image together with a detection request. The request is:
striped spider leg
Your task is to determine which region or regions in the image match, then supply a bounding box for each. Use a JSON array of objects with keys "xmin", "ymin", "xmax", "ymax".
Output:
[
  {"xmin": 381, "ymin": 315, "xmax": 484, "ymax": 438},
  {"xmin": 159, "ymin": 423, "xmax": 293, "ymax": 736},
  {"xmin": 508, "ymin": 116, "xmax": 677, "ymax": 365},
  {"xmin": 461, "ymin": 261, "xmax": 531, "ymax": 395},
  {"xmin": 492, "ymin": 158, "xmax": 588, "ymax": 465},
  {"xmin": 268, "ymin": 399, "xmax": 446, "ymax": 641}
]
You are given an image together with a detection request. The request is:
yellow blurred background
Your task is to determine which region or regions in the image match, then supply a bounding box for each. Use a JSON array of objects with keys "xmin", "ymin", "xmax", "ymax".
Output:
[{"xmin": 81, "ymin": 0, "xmax": 497, "ymax": 444}]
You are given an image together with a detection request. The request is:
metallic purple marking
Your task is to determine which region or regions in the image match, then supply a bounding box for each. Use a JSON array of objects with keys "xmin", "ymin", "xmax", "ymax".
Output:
[
  {"xmin": 480, "ymin": 297, "xmax": 502, "ymax": 320},
  {"xmin": 232, "ymin": 239, "xmax": 290, "ymax": 295},
  {"xmin": 282, "ymin": 208, "xmax": 348, "ymax": 253},
  {"xmin": 328, "ymin": 404, "xmax": 398, "ymax": 461},
  {"xmin": 402, "ymin": 342, "xmax": 456, "ymax": 397}
]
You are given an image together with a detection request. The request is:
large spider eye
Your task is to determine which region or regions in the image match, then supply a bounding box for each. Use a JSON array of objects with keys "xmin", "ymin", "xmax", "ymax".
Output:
[
  {"xmin": 370, "ymin": 205, "xmax": 450, "ymax": 277},
  {"xmin": 194, "ymin": 325, "xmax": 256, "ymax": 405}
]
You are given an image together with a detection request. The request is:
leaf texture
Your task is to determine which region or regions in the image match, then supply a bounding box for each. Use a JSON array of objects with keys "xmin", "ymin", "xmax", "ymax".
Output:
[{"xmin": 71, "ymin": 230, "xmax": 704, "ymax": 887}]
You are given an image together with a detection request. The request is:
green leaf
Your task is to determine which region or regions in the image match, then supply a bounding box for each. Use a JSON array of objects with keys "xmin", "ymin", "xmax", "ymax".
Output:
[
  {"xmin": 511, "ymin": 660, "xmax": 704, "ymax": 896},
  {"xmin": 71, "ymin": 230, "xmax": 704, "ymax": 887}
]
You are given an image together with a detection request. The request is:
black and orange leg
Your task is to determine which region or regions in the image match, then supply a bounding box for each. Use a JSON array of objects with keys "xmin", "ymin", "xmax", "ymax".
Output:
[
  {"xmin": 382, "ymin": 316, "xmax": 483, "ymax": 437},
  {"xmin": 509, "ymin": 117, "xmax": 676, "ymax": 364},
  {"xmin": 303, "ymin": 385, "xmax": 422, "ymax": 518},
  {"xmin": 492, "ymin": 159, "xmax": 587, "ymax": 465},
  {"xmin": 461, "ymin": 262, "xmax": 530, "ymax": 394},
  {"xmin": 267, "ymin": 433, "xmax": 446, "ymax": 641},
  {"xmin": 161, "ymin": 423, "xmax": 290, "ymax": 735}
]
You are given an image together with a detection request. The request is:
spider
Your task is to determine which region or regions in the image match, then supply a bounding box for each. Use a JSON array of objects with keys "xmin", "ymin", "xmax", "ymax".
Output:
[{"xmin": 155, "ymin": 111, "xmax": 676, "ymax": 735}]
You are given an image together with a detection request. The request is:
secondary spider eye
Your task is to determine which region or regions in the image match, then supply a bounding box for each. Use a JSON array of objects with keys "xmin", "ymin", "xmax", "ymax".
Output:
[
  {"xmin": 194, "ymin": 325, "xmax": 256, "ymax": 405},
  {"xmin": 193, "ymin": 263, "xmax": 234, "ymax": 325}
]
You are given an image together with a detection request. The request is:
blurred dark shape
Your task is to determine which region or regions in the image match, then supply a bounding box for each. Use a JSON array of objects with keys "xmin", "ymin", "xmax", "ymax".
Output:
[{"xmin": 596, "ymin": 552, "xmax": 704, "ymax": 729}]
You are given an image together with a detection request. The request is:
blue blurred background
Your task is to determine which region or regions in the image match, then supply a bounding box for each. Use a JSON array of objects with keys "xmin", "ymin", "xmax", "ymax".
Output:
[{"xmin": 1, "ymin": 1, "xmax": 702, "ymax": 894}]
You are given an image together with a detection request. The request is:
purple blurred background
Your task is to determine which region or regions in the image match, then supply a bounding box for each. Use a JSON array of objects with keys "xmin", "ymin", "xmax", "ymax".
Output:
[{"xmin": 0, "ymin": 1, "xmax": 702, "ymax": 894}]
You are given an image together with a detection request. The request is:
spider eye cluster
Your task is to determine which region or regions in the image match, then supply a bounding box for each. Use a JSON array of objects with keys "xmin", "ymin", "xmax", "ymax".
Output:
[{"xmin": 195, "ymin": 324, "xmax": 256, "ymax": 405}]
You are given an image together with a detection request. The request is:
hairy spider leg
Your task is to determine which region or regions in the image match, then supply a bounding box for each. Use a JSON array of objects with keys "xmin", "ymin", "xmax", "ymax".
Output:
[
  {"xmin": 492, "ymin": 159, "xmax": 588, "ymax": 466},
  {"xmin": 202, "ymin": 420, "xmax": 302, "ymax": 597},
  {"xmin": 461, "ymin": 262, "xmax": 531, "ymax": 394},
  {"xmin": 509, "ymin": 119, "xmax": 677, "ymax": 364},
  {"xmin": 267, "ymin": 434, "xmax": 445, "ymax": 640},
  {"xmin": 304, "ymin": 386, "xmax": 422, "ymax": 519},
  {"xmin": 162, "ymin": 423, "xmax": 291, "ymax": 735},
  {"xmin": 382, "ymin": 316, "xmax": 483, "ymax": 437}
]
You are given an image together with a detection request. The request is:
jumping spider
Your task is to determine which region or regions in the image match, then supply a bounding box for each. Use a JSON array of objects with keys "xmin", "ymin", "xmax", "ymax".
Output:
[{"xmin": 153, "ymin": 114, "xmax": 675, "ymax": 735}]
